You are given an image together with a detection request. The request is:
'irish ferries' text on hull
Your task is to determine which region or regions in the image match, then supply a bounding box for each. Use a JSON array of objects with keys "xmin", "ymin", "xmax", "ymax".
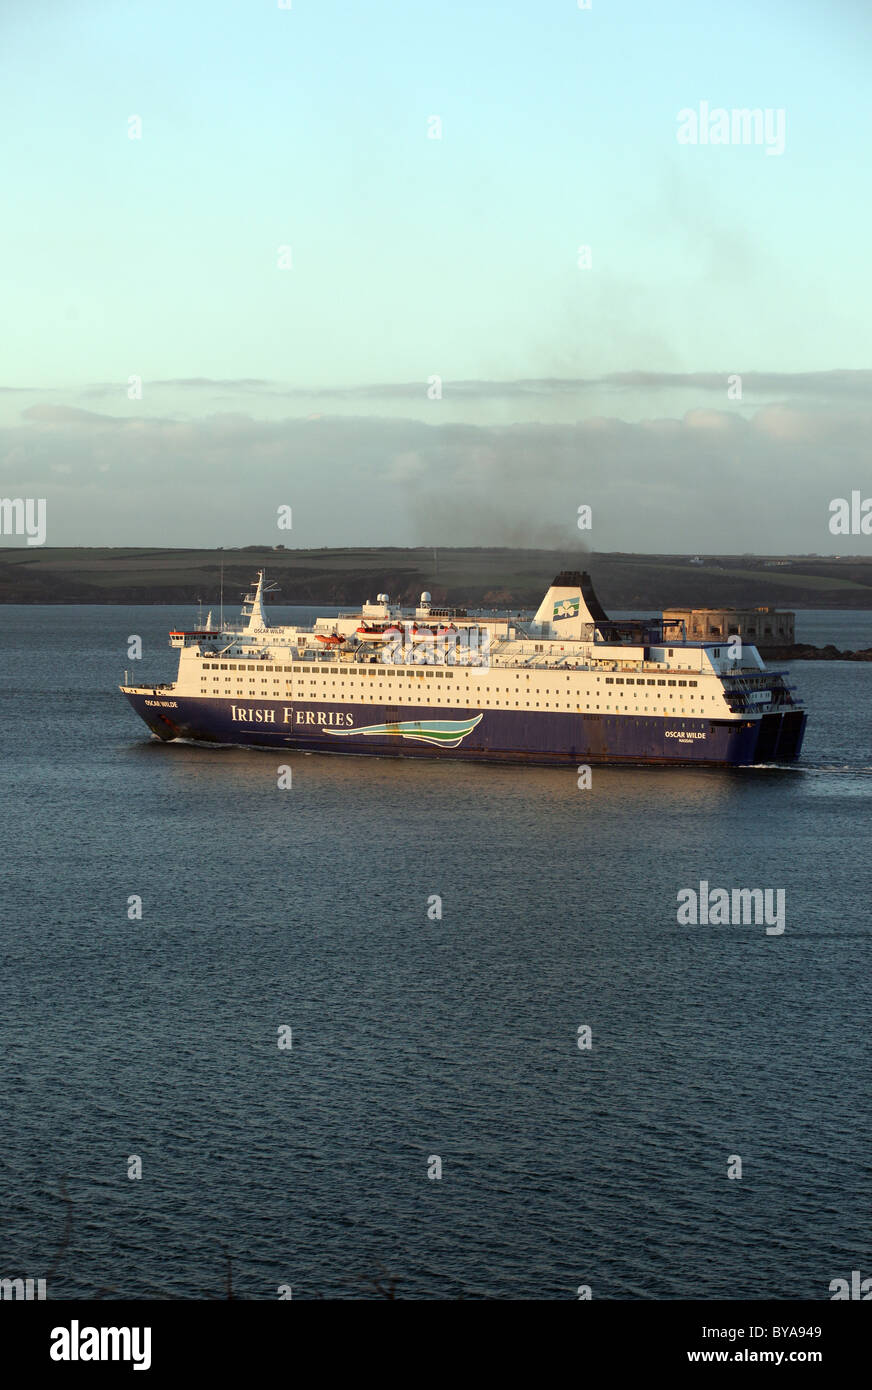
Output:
[{"xmin": 120, "ymin": 570, "xmax": 807, "ymax": 767}]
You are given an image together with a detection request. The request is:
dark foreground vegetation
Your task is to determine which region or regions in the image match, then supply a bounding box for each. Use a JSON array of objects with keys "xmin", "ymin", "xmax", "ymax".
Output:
[{"xmin": 3, "ymin": 546, "xmax": 872, "ymax": 611}]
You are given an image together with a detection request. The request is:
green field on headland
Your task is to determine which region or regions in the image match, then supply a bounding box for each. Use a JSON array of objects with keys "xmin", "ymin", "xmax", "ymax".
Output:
[{"xmin": 2, "ymin": 546, "xmax": 872, "ymax": 610}]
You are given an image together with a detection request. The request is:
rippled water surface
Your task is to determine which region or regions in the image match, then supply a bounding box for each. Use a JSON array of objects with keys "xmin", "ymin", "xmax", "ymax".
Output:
[{"xmin": 1, "ymin": 606, "xmax": 870, "ymax": 1299}]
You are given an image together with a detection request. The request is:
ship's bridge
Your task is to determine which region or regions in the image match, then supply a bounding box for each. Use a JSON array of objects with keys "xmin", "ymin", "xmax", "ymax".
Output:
[{"xmin": 170, "ymin": 628, "xmax": 222, "ymax": 649}]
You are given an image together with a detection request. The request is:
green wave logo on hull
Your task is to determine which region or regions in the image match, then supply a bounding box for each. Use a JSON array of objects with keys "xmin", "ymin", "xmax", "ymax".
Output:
[{"xmin": 325, "ymin": 714, "xmax": 483, "ymax": 749}]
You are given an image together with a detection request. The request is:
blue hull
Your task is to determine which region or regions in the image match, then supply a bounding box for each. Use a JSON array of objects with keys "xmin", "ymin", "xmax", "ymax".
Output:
[{"xmin": 123, "ymin": 692, "xmax": 807, "ymax": 767}]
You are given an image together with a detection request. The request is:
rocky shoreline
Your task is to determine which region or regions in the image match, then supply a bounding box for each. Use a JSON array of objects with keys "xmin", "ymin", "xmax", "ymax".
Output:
[{"xmin": 762, "ymin": 643, "xmax": 872, "ymax": 662}]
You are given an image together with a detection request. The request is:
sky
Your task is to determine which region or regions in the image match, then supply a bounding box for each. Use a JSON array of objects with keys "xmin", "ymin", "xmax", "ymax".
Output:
[{"xmin": 0, "ymin": 0, "xmax": 870, "ymax": 552}]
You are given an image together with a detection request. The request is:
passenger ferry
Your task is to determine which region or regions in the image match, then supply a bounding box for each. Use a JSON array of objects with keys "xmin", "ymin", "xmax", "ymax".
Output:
[{"xmin": 119, "ymin": 570, "xmax": 807, "ymax": 766}]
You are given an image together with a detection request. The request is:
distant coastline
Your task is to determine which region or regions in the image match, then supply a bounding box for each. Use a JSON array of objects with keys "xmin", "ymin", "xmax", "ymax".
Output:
[{"xmin": 3, "ymin": 546, "xmax": 872, "ymax": 612}]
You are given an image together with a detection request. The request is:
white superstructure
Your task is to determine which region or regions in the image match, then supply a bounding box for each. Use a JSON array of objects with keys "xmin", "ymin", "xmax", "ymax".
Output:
[{"xmin": 120, "ymin": 569, "xmax": 807, "ymax": 765}]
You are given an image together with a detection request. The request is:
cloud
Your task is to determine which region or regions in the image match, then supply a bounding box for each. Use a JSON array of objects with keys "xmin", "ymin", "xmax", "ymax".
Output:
[
  {"xmin": 22, "ymin": 404, "xmax": 177, "ymax": 428},
  {"xmin": 0, "ymin": 401, "xmax": 869, "ymax": 552},
  {"xmin": 79, "ymin": 378, "xmax": 274, "ymax": 399},
  {"xmin": 684, "ymin": 409, "xmax": 740, "ymax": 432},
  {"xmin": 70, "ymin": 369, "xmax": 872, "ymax": 403},
  {"xmin": 23, "ymin": 404, "xmax": 131, "ymax": 427}
]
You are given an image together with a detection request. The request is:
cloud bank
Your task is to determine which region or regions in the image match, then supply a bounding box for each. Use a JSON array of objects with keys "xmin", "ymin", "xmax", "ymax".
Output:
[{"xmin": 1, "ymin": 398, "xmax": 869, "ymax": 552}]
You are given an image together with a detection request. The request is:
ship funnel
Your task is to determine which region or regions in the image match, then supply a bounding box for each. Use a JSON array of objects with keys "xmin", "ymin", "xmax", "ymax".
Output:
[{"xmin": 532, "ymin": 570, "xmax": 608, "ymax": 639}]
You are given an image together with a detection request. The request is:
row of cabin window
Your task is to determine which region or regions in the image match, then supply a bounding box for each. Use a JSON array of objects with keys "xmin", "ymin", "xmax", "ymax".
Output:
[
  {"xmin": 199, "ymin": 673, "xmax": 711, "ymax": 697},
  {"xmin": 196, "ymin": 686, "xmax": 716, "ymax": 713},
  {"xmin": 605, "ymin": 677, "xmax": 697, "ymax": 687},
  {"xmin": 201, "ymin": 662, "xmax": 457, "ymax": 677},
  {"xmin": 197, "ymin": 672, "xmax": 717, "ymax": 707},
  {"xmin": 200, "ymin": 662, "xmax": 704, "ymax": 684}
]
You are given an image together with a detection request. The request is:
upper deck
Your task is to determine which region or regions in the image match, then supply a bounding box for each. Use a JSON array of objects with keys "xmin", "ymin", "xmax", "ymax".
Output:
[{"xmin": 156, "ymin": 567, "xmax": 803, "ymax": 713}]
